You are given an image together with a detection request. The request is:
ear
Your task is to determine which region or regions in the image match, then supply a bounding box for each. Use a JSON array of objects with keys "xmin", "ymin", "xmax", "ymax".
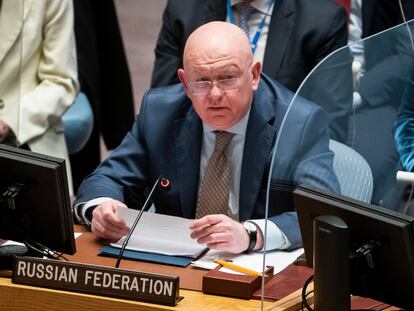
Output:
[
  {"xmin": 251, "ymin": 61, "xmax": 261, "ymax": 91},
  {"xmin": 177, "ymin": 68, "xmax": 190, "ymax": 96}
]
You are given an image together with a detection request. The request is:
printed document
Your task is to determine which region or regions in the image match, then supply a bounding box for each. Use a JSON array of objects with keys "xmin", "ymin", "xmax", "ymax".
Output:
[{"xmin": 111, "ymin": 208, "xmax": 207, "ymax": 258}]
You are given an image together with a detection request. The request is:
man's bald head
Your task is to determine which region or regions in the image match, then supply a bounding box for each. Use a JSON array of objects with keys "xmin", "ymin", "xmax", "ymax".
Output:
[
  {"xmin": 183, "ymin": 22, "xmax": 253, "ymax": 70},
  {"xmin": 177, "ymin": 21, "xmax": 261, "ymax": 130}
]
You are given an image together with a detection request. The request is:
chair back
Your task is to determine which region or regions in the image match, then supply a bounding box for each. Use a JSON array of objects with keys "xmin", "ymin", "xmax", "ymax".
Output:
[
  {"xmin": 62, "ymin": 92, "xmax": 94, "ymax": 154},
  {"xmin": 329, "ymin": 139, "xmax": 373, "ymax": 203}
]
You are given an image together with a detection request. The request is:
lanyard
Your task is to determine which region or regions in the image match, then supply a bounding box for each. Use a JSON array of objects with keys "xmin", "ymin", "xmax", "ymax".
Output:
[{"xmin": 226, "ymin": 0, "xmax": 276, "ymax": 54}]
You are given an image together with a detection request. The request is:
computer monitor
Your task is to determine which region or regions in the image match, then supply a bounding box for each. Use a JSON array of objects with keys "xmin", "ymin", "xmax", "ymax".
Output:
[
  {"xmin": 0, "ymin": 144, "xmax": 76, "ymax": 255},
  {"xmin": 294, "ymin": 186, "xmax": 414, "ymax": 309}
]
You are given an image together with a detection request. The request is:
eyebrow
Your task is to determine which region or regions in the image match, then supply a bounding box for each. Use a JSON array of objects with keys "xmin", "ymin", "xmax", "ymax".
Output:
[{"xmin": 191, "ymin": 64, "xmax": 242, "ymax": 80}]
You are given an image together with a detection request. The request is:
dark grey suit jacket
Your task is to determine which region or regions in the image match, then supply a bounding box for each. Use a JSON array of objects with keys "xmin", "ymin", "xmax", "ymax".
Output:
[
  {"xmin": 359, "ymin": 0, "xmax": 414, "ymax": 109},
  {"xmin": 76, "ymin": 74, "xmax": 340, "ymax": 249}
]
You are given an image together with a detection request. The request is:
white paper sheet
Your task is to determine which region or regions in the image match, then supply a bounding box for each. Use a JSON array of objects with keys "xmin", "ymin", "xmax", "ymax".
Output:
[
  {"xmin": 192, "ymin": 248, "xmax": 304, "ymax": 275},
  {"xmin": 111, "ymin": 208, "xmax": 207, "ymax": 258}
]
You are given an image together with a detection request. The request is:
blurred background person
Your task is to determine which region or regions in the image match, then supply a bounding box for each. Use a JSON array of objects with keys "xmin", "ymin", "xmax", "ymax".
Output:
[
  {"xmin": 394, "ymin": 70, "xmax": 414, "ymax": 216},
  {"xmin": 71, "ymin": 0, "xmax": 135, "ymax": 193},
  {"xmin": 395, "ymin": 70, "xmax": 414, "ymax": 173},
  {"xmin": 348, "ymin": 0, "xmax": 414, "ymax": 208},
  {"xmin": 0, "ymin": 0, "xmax": 79, "ymax": 194}
]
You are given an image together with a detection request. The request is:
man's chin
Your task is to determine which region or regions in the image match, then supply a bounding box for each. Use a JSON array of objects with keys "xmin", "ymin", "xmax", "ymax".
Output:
[{"xmin": 205, "ymin": 118, "xmax": 236, "ymax": 131}]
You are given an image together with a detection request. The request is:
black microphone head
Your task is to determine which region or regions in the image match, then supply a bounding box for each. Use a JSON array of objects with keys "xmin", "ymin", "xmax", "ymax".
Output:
[{"xmin": 159, "ymin": 177, "xmax": 171, "ymax": 191}]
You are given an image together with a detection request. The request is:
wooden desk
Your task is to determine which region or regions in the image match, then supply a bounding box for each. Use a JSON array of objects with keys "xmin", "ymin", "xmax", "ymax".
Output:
[
  {"xmin": 2, "ymin": 276, "xmax": 400, "ymax": 311},
  {"xmin": 0, "ymin": 226, "xmax": 273, "ymax": 310},
  {"xmin": 265, "ymin": 286, "xmax": 400, "ymax": 311},
  {"xmin": 0, "ymin": 277, "xmax": 269, "ymax": 311},
  {"xmin": 0, "ymin": 227, "xmax": 396, "ymax": 310},
  {"xmin": 68, "ymin": 227, "xmax": 313, "ymax": 300}
]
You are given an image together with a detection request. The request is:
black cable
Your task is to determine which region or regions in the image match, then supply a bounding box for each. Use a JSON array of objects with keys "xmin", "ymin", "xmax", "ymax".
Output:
[
  {"xmin": 301, "ymin": 274, "xmax": 314, "ymax": 311},
  {"xmin": 54, "ymin": 252, "xmax": 69, "ymax": 261},
  {"xmin": 300, "ymin": 272, "xmax": 406, "ymax": 311},
  {"xmin": 24, "ymin": 240, "xmax": 64, "ymax": 260}
]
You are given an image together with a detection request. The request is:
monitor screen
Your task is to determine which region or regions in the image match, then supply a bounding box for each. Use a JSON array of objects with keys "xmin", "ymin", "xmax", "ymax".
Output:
[
  {"xmin": 0, "ymin": 144, "xmax": 76, "ymax": 255},
  {"xmin": 294, "ymin": 186, "xmax": 414, "ymax": 309}
]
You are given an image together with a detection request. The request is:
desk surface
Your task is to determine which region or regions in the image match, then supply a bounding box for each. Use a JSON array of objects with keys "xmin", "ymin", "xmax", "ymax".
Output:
[
  {"xmin": 0, "ymin": 226, "xmax": 274, "ymax": 311},
  {"xmin": 1, "ymin": 276, "xmax": 401, "ymax": 311},
  {"xmin": 0, "ymin": 227, "xmax": 398, "ymax": 311},
  {"xmin": 67, "ymin": 227, "xmax": 313, "ymax": 301},
  {"xmin": 68, "ymin": 228, "xmax": 207, "ymax": 291},
  {"xmin": 0, "ymin": 277, "xmax": 271, "ymax": 311}
]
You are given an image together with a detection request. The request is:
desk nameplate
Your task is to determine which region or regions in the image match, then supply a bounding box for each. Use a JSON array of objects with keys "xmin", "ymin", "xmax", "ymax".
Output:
[{"xmin": 12, "ymin": 256, "xmax": 180, "ymax": 306}]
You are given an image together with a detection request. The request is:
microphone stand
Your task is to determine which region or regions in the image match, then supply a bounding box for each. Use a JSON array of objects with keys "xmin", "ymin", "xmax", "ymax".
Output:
[{"xmin": 115, "ymin": 176, "xmax": 162, "ymax": 268}]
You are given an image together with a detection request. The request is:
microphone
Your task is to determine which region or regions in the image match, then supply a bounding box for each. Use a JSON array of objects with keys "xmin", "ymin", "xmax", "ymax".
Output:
[{"xmin": 115, "ymin": 175, "xmax": 171, "ymax": 268}]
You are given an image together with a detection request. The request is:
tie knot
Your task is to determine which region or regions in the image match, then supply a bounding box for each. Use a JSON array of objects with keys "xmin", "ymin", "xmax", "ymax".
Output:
[
  {"xmin": 214, "ymin": 131, "xmax": 234, "ymax": 152},
  {"xmin": 235, "ymin": 2, "xmax": 255, "ymax": 18}
]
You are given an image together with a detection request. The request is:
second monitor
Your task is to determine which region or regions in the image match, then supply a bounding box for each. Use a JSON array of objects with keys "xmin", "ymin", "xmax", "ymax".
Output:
[{"xmin": 294, "ymin": 186, "xmax": 414, "ymax": 309}]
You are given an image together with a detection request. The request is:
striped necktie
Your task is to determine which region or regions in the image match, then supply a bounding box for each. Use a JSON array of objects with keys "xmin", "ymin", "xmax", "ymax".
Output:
[
  {"xmin": 195, "ymin": 131, "xmax": 235, "ymax": 218},
  {"xmin": 235, "ymin": 2, "xmax": 256, "ymax": 38}
]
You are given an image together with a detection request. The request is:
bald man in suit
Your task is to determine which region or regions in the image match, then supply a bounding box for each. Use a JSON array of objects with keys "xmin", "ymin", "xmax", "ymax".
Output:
[
  {"xmin": 150, "ymin": 0, "xmax": 353, "ymax": 143},
  {"xmin": 76, "ymin": 22, "xmax": 339, "ymax": 254}
]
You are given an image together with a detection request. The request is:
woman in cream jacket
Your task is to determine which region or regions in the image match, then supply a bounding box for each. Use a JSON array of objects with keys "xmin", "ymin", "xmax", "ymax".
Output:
[{"xmin": 0, "ymin": 0, "xmax": 79, "ymax": 194}]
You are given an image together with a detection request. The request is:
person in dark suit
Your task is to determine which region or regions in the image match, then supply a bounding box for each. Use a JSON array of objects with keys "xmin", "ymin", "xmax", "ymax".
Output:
[
  {"xmin": 75, "ymin": 22, "xmax": 339, "ymax": 254},
  {"xmin": 355, "ymin": 0, "xmax": 414, "ymax": 104},
  {"xmin": 361, "ymin": 0, "xmax": 413, "ymax": 38},
  {"xmin": 150, "ymin": 0, "xmax": 353, "ymax": 143},
  {"xmin": 348, "ymin": 0, "xmax": 414, "ymax": 208},
  {"xmin": 71, "ymin": 0, "xmax": 135, "ymax": 192}
]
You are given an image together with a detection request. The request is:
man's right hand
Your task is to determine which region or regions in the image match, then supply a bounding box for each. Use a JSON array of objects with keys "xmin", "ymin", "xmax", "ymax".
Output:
[{"xmin": 91, "ymin": 200, "xmax": 130, "ymax": 240}]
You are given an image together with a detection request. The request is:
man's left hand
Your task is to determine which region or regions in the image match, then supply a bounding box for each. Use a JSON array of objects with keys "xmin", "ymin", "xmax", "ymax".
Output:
[{"xmin": 190, "ymin": 214, "xmax": 250, "ymax": 254}]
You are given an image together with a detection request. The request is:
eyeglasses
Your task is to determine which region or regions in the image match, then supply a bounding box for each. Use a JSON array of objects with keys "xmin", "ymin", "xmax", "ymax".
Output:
[{"xmin": 189, "ymin": 77, "xmax": 240, "ymax": 96}]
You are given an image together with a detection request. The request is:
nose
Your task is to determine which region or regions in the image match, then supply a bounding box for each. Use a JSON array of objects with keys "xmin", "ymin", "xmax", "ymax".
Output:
[{"xmin": 208, "ymin": 82, "xmax": 223, "ymax": 98}]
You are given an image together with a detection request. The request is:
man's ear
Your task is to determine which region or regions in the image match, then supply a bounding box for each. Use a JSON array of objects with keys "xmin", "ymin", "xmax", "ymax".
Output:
[
  {"xmin": 251, "ymin": 61, "xmax": 261, "ymax": 91},
  {"xmin": 177, "ymin": 68, "xmax": 190, "ymax": 95}
]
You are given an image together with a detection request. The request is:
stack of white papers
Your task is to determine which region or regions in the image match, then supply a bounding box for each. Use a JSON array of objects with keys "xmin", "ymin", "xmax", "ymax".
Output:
[
  {"xmin": 112, "ymin": 208, "xmax": 207, "ymax": 258},
  {"xmin": 112, "ymin": 208, "xmax": 304, "ymax": 273}
]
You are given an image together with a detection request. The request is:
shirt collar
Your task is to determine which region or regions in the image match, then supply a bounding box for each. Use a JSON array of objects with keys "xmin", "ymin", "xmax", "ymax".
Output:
[
  {"xmin": 230, "ymin": 0, "xmax": 274, "ymax": 15},
  {"xmin": 202, "ymin": 108, "xmax": 251, "ymax": 136}
]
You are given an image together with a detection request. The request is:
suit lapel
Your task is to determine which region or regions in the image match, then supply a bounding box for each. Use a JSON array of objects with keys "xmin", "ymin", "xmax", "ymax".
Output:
[
  {"xmin": 239, "ymin": 82, "xmax": 277, "ymax": 221},
  {"xmin": 262, "ymin": 0, "xmax": 295, "ymax": 78},
  {"xmin": 175, "ymin": 106, "xmax": 203, "ymax": 218},
  {"xmin": 0, "ymin": 0, "xmax": 30, "ymax": 65}
]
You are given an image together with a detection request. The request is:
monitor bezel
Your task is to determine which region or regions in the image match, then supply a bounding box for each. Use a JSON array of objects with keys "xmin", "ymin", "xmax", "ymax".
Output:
[{"xmin": 0, "ymin": 144, "xmax": 76, "ymax": 255}]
